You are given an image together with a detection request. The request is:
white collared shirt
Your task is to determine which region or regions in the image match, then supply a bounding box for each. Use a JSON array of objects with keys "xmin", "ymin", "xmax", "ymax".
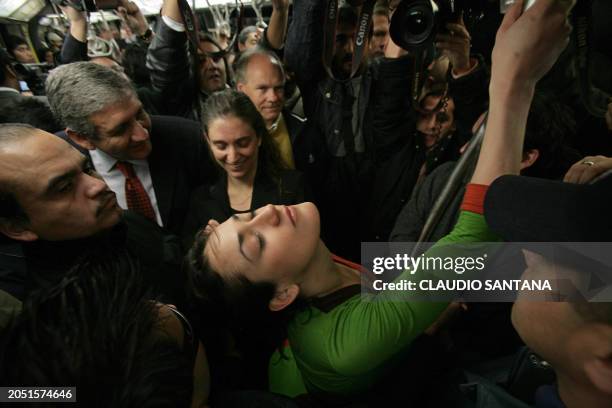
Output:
[{"xmin": 90, "ymin": 149, "xmax": 164, "ymax": 226}]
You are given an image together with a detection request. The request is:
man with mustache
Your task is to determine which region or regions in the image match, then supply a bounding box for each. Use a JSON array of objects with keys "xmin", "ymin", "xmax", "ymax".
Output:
[
  {"xmin": 0, "ymin": 125, "xmax": 187, "ymax": 303},
  {"xmin": 45, "ymin": 62, "xmax": 213, "ymax": 236}
]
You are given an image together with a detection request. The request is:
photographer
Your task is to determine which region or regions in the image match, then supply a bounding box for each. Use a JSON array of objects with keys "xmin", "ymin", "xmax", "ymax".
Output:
[
  {"xmin": 284, "ymin": 0, "xmax": 411, "ymax": 260},
  {"xmin": 361, "ymin": 4, "xmax": 491, "ymax": 245}
]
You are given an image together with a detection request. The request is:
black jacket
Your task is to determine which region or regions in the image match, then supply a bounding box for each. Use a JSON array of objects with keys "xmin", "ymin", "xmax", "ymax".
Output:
[
  {"xmin": 285, "ymin": 0, "xmax": 418, "ymax": 259},
  {"xmin": 0, "ymin": 211, "xmax": 186, "ymax": 304},
  {"xmin": 182, "ymin": 169, "xmax": 307, "ymax": 247}
]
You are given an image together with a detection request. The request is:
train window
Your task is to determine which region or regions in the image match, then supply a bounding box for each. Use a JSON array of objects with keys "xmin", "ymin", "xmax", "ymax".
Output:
[{"xmin": 0, "ymin": 0, "xmax": 45, "ymax": 22}]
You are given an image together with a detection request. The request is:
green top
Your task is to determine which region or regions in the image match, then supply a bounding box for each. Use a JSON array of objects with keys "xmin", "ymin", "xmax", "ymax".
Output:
[{"xmin": 269, "ymin": 211, "xmax": 500, "ymax": 396}]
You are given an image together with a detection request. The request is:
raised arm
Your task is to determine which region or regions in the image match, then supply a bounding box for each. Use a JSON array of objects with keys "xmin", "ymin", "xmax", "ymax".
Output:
[
  {"xmin": 325, "ymin": 0, "xmax": 576, "ymax": 382},
  {"xmin": 265, "ymin": 0, "xmax": 290, "ymax": 51},
  {"xmin": 471, "ymin": 0, "xmax": 573, "ymax": 186},
  {"xmin": 59, "ymin": 5, "xmax": 88, "ymax": 63},
  {"xmin": 145, "ymin": 0, "xmax": 194, "ymax": 116},
  {"xmin": 284, "ymin": 0, "xmax": 325, "ymax": 83}
]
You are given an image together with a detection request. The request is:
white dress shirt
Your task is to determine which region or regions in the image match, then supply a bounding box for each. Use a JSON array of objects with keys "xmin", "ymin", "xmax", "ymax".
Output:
[{"xmin": 90, "ymin": 149, "xmax": 164, "ymax": 226}]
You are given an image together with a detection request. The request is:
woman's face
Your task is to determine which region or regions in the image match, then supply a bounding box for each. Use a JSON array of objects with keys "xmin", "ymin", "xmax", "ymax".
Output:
[
  {"xmin": 204, "ymin": 203, "xmax": 321, "ymax": 286},
  {"xmin": 207, "ymin": 115, "xmax": 260, "ymax": 180}
]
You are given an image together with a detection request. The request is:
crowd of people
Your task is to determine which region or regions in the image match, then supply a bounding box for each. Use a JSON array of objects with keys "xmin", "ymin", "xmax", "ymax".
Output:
[{"xmin": 0, "ymin": 0, "xmax": 611, "ymax": 407}]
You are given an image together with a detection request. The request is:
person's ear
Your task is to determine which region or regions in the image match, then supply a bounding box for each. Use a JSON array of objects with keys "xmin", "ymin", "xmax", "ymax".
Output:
[
  {"xmin": 0, "ymin": 218, "xmax": 38, "ymax": 242},
  {"xmin": 520, "ymin": 149, "xmax": 540, "ymax": 170},
  {"xmin": 583, "ymin": 324, "xmax": 612, "ymax": 394},
  {"xmin": 236, "ymin": 82, "xmax": 246, "ymax": 93},
  {"xmin": 66, "ymin": 128, "xmax": 96, "ymax": 150},
  {"xmin": 269, "ymin": 284, "xmax": 300, "ymax": 312}
]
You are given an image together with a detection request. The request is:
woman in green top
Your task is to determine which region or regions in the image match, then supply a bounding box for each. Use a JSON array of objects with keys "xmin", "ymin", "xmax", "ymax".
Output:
[{"xmin": 186, "ymin": 0, "xmax": 573, "ymax": 399}]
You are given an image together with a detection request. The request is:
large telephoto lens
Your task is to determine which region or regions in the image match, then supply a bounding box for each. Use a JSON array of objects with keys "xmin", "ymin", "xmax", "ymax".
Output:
[{"xmin": 390, "ymin": 0, "xmax": 437, "ymax": 50}]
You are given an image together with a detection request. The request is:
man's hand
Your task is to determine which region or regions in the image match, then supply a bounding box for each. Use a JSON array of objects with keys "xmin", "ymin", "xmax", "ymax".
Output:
[
  {"xmin": 117, "ymin": 0, "xmax": 149, "ymax": 36},
  {"xmin": 491, "ymin": 0, "xmax": 575, "ymax": 91},
  {"xmin": 563, "ymin": 155, "xmax": 612, "ymax": 184},
  {"xmin": 60, "ymin": 5, "xmax": 87, "ymax": 42},
  {"xmin": 60, "ymin": 4, "xmax": 86, "ymax": 22},
  {"xmin": 435, "ymin": 15, "xmax": 472, "ymax": 75}
]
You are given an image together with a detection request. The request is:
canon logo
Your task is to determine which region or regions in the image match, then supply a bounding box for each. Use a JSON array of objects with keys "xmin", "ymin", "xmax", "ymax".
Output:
[
  {"xmin": 328, "ymin": 0, "xmax": 337, "ymax": 21},
  {"xmin": 355, "ymin": 14, "xmax": 370, "ymax": 46}
]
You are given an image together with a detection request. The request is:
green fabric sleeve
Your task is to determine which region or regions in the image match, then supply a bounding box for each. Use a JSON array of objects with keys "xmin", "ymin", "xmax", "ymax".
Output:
[{"xmin": 275, "ymin": 211, "xmax": 501, "ymax": 395}]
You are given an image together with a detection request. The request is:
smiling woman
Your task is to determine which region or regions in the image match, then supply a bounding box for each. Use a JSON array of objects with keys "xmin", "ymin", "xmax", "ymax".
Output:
[{"xmin": 181, "ymin": 90, "xmax": 307, "ymax": 248}]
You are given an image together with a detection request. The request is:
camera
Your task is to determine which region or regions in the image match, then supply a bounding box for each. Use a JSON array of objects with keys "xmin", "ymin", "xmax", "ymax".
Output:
[
  {"xmin": 50, "ymin": 0, "xmax": 119, "ymax": 12},
  {"xmin": 389, "ymin": 0, "xmax": 485, "ymax": 51}
]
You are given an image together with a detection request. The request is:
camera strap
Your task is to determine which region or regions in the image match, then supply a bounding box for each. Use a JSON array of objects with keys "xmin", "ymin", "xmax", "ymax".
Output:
[
  {"xmin": 322, "ymin": 0, "xmax": 376, "ymax": 81},
  {"xmin": 177, "ymin": 0, "xmax": 243, "ymax": 119},
  {"xmin": 178, "ymin": 0, "xmax": 204, "ymax": 118},
  {"xmin": 572, "ymin": 0, "xmax": 609, "ymax": 118}
]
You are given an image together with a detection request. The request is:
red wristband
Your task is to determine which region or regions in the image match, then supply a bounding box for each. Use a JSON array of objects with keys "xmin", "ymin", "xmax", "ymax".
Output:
[{"xmin": 461, "ymin": 183, "xmax": 489, "ymax": 214}]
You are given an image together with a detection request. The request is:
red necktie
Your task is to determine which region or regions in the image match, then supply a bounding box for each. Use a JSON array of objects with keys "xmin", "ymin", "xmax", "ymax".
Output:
[{"xmin": 115, "ymin": 161, "xmax": 157, "ymax": 222}]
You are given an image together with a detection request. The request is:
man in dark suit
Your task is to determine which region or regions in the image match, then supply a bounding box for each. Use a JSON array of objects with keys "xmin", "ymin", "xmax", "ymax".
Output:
[
  {"xmin": 234, "ymin": 48, "xmax": 328, "ymax": 202},
  {"xmin": 45, "ymin": 62, "xmax": 213, "ymax": 235}
]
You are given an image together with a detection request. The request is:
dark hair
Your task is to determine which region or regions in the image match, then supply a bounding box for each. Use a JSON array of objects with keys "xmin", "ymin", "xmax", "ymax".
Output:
[
  {"xmin": 121, "ymin": 44, "xmax": 150, "ymax": 87},
  {"xmin": 186, "ymin": 228, "xmax": 309, "ymax": 357},
  {"xmin": 0, "ymin": 98, "xmax": 61, "ymax": 133},
  {"xmin": 6, "ymin": 36, "xmax": 27, "ymax": 53},
  {"xmin": 201, "ymin": 89, "xmax": 286, "ymax": 183},
  {"xmin": 522, "ymin": 92, "xmax": 580, "ymax": 179},
  {"xmin": 0, "ymin": 124, "xmax": 36, "ymax": 223},
  {"xmin": 0, "ymin": 246, "xmax": 194, "ymax": 407}
]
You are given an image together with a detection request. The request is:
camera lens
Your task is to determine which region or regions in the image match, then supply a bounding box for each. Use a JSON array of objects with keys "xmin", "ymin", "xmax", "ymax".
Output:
[
  {"xmin": 406, "ymin": 10, "xmax": 429, "ymax": 35},
  {"xmin": 390, "ymin": 0, "xmax": 436, "ymax": 49}
]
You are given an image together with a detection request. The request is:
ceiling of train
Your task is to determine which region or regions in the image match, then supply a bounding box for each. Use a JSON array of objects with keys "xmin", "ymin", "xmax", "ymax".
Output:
[{"xmin": 0, "ymin": 0, "xmax": 248, "ymax": 21}]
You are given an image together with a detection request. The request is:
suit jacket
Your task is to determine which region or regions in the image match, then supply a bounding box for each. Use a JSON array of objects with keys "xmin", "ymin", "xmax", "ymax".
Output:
[
  {"xmin": 145, "ymin": 115, "xmax": 214, "ymax": 234},
  {"xmin": 59, "ymin": 115, "xmax": 214, "ymax": 235},
  {"xmin": 181, "ymin": 169, "xmax": 307, "ymax": 248}
]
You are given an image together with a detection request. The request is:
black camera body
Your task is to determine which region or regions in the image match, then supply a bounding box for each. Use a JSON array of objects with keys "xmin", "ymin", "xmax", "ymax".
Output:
[
  {"xmin": 50, "ymin": 0, "xmax": 119, "ymax": 12},
  {"xmin": 389, "ymin": 0, "xmax": 484, "ymax": 51}
]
